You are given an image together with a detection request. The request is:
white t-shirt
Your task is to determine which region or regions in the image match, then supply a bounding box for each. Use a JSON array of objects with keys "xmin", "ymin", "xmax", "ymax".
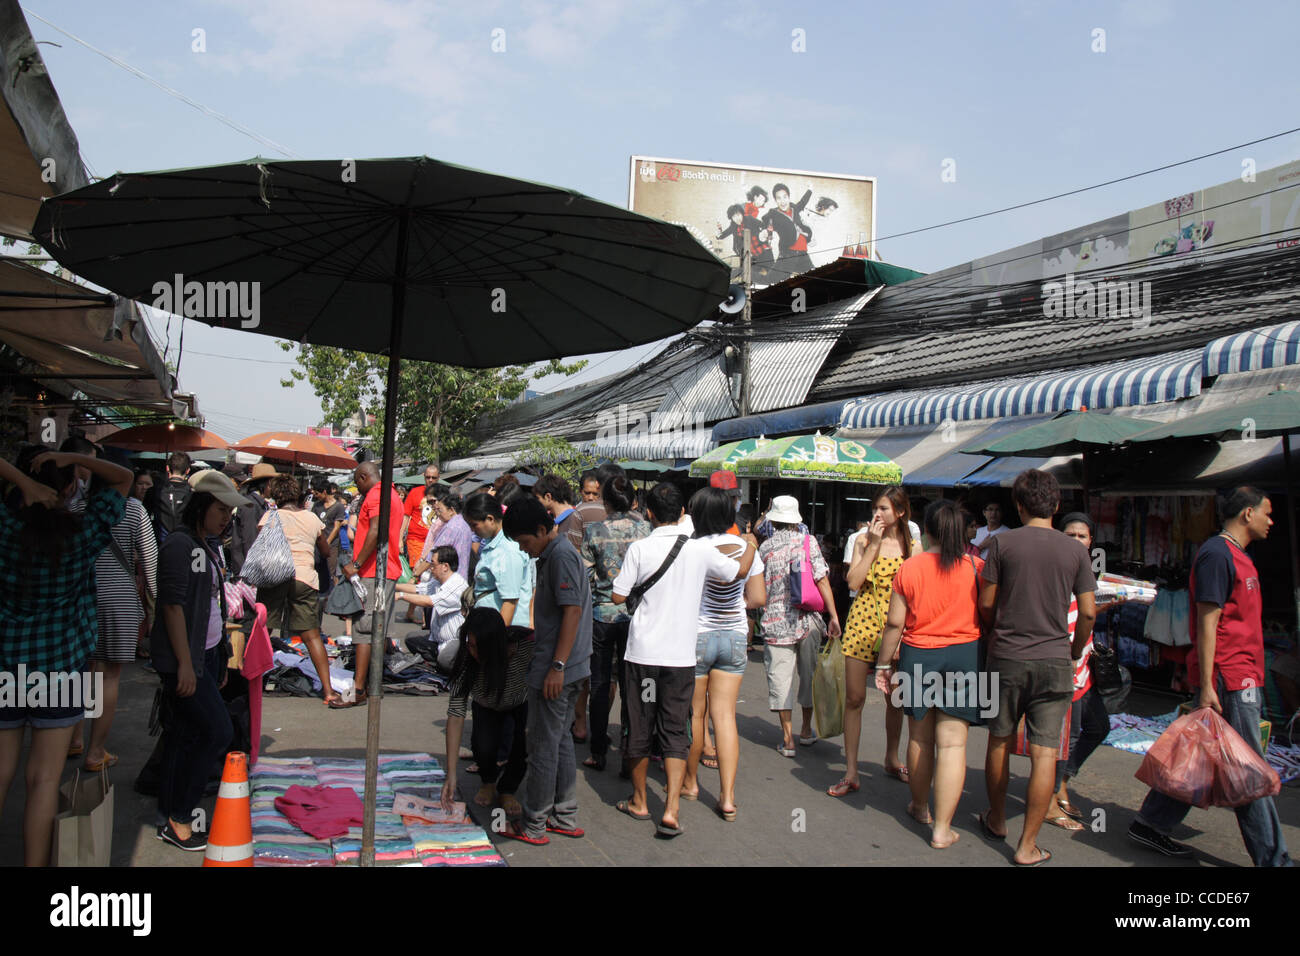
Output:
[
  {"xmin": 613, "ymin": 523, "xmax": 740, "ymax": 667},
  {"xmin": 696, "ymin": 533, "xmax": 763, "ymax": 634},
  {"xmin": 972, "ymin": 524, "xmax": 1006, "ymax": 559},
  {"xmin": 429, "ymin": 573, "xmax": 468, "ymax": 645}
]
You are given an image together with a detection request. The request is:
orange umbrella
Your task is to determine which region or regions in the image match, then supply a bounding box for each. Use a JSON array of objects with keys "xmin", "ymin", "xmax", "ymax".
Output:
[
  {"xmin": 231, "ymin": 431, "xmax": 358, "ymax": 470},
  {"xmin": 102, "ymin": 423, "xmax": 229, "ymax": 452}
]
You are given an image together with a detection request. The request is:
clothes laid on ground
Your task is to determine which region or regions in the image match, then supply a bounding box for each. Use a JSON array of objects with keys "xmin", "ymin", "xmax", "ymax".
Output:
[
  {"xmin": 274, "ymin": 784, "xmax": 364, "ymax": 838},
  {"xmin": 249, "ymin": 754, "xmax": 503, "ymax": 866}
]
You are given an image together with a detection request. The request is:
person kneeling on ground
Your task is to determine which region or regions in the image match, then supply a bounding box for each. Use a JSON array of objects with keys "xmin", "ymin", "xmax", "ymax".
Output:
[{"xmin": 397, "ymin": 545, "xmax": 467, "ymax": 672}]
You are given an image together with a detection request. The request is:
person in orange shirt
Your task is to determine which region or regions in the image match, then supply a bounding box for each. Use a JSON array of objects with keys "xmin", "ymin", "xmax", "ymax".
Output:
[
  {"xmin": 875, "ymin": 500, "xmax": 987, "ymax": 850},
  {"xmin": 399, "ymin": 465, "xmax": 440, "ymax": 623}
]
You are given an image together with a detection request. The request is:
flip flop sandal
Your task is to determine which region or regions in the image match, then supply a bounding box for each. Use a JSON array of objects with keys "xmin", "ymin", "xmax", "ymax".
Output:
[
  {"xmin": 1057, "ymin": 801, "xmax": 1084, "ymax": 821},
  {"xmin": 545, "ymin": 821, "xmax": 585, "ymax": 838},
  {"xmin": 715, "ymin": 805, "xmax": 738, "ymax": 822},
  {"xmin": 976, "ymin": 811, "xmax": 1007, "ymax": 841},
  {"xmin": 1013, "ymin": 848, "xmax": 1052, "ymax": 867},
  {"xmin": 84, "ymin": 752, "xmax": 119, "ymax": 772},
  {"xmin": 1045, "ymin": 815, "xmax": 1085, "ymax": 832},
  {"xmin": 776, "ymin": 744, "xmax": 796, "ymax": 758},
  {"xmin": 701, "ymin": 754, "xmax": 719, "ymax": 770},
  {"xmin": 616, "ymin": 799, "xmax": 651, "ymax": 821},
  {"xmin": 458, "ymin": 746, "xmax": 474, "ymax": 759},
  {"xmin": 67, "ymin": 742, "xmax": 84, "ymax": 759},
  {"xmin": 798, "ymin": 732, "xmax": 819, "ymax": 746},
  {"xmin": 827, "ymin": 779, "xmax": 861, "ymax": 798},
  {"xmin": 885, "ymin": 765, "xmax": 910, "ymax": 783},
  {"xmin": 500, "ymin": 821, "xmax": 549, "ymax": 846},
  {"xmin": 655, "ymin": 819, "xmax": 684, "ymax": 838}
]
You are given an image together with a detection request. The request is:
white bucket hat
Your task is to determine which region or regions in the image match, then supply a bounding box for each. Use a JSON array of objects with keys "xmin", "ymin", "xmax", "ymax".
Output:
[{"xmin": 766, "ymin": 494, "xmax": 802, "ymax": 525}]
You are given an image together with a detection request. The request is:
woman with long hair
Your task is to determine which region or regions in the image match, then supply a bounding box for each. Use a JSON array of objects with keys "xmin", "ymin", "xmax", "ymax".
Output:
[
  {"xmin": 441, "ymin": 607, "xmax": 533, "ymax": 818},
  {"xmin": 260, "ymin": 475, "xmax": 339, "ymax": 707},
  {"xmin": 0, "ymin": 449, "xmax": 132, "ymax": 866},
  {"xmin": 874, "ymin": 500, "xmax": 984, "ymax": 849},
  {"xmin": 152, "ymin": 471, "xmax": 247, "ymax": 850},
  {"xmin": 830, "ymin": 486, "xmax": 919, "ymax": 796},
  {"xmin": 681, "ymin": 488, "xmax": 765, "ymax": 820}
]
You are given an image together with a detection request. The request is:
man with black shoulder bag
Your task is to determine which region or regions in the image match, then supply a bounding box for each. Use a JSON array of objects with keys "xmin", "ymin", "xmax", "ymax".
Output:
[{"xmin": 610, "ymin": 482, "xmax": 755, "ymax": 838}]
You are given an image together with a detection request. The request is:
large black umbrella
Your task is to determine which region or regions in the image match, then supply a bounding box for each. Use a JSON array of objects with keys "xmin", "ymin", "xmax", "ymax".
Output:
[{"xmin": 34, "ymin": 157, "xmax": 730, "ymax": 864}]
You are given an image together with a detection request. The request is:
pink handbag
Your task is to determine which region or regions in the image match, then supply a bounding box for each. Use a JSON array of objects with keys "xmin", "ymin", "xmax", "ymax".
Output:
[{"xmin": 790, "ymin": 535, "xmax": 825, "ymax": 613}]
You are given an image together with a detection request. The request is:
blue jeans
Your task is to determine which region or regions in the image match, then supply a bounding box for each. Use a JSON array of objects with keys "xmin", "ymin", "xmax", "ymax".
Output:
[
  {"xmin": 523, "ymin": 683, "xmax": 580, "ymax": 839},
  {"xmin": 1137, "ymin": 679, "xmax": 1292, "ymax": 867},
  {"xmin": 696, "ymin": 628, "xmax": 748, "ymax": 676}
]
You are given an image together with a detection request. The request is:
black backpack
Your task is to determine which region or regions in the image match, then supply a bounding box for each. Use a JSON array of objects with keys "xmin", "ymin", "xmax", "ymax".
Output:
[{"xmin": 156, "ymin": 478, "xmax": 192, "ymax": 535}]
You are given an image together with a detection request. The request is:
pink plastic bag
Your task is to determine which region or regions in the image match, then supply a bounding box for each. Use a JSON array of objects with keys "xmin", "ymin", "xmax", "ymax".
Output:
[
  {"xmin": 792, "ymin": 535, "xmax": 824, "ymax": 613},
  {"xmin": 1136, "ymin": 707, "xmax": 1279, "ymax": 809}
]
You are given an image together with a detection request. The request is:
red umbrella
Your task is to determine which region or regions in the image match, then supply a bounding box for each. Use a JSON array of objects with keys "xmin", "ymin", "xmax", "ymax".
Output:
[
  {"xmin": 231, "ymin": 431, "xmax": 358, "ymax": 470},
  {"xmin": 102, "ymin": 423, "xmax": 229, "ymax": 452}
]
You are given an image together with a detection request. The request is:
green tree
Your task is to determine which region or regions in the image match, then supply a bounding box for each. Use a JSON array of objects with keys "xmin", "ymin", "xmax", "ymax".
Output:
[
  {"xmin": 279, "ymin": 345, "xmax": 585, "ymax": 463},
  {"xmin": 512, "ymin": 434, "xmax": 601, "ymax": 486}
]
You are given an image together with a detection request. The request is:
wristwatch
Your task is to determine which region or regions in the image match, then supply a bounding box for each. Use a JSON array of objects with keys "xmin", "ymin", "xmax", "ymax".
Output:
[{"xmin": 550, "ymin": 659, "xmax": 566, "ymax": 672}]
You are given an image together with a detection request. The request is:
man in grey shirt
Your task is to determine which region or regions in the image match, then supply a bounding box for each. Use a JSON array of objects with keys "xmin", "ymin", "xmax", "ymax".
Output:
[{"xmin": 501, "ymin": 495, "xmax": 593, "ymax": 845}]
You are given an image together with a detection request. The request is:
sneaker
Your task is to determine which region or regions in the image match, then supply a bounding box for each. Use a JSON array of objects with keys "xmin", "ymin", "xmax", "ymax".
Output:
[
  {"xmin": 157, "ymin": 822, "xmax": 207, "ymax": 852},
  {"xmin": 1127, "ymin": 821, "xmax": 1194, "ymax": 858}
]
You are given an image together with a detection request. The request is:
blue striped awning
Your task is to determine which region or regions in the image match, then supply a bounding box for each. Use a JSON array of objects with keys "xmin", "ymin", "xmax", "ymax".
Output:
[
  {"xmin": 838, "ymin": 351, "xmax": 1202, "ymax": 430},
  {"xmin": 1202, "ymin": 321, "xmax": 1300, "ymax": 376}
]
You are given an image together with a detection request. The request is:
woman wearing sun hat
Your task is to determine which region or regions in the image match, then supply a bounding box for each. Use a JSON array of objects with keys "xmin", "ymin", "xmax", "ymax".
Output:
[{"xmin": 758, "ymin": 495, "xmax": 840, "ymax": 757}]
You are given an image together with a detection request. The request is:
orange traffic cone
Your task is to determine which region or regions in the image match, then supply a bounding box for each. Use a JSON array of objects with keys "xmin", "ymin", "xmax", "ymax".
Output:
[{"xmin": 203, "ymin": 751, "xmax": 253, "ymax": 867}]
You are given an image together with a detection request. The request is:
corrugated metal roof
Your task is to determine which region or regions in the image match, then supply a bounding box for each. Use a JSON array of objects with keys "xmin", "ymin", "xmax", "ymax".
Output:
[{"xmin": 653, "ymin": 291, "xmax": 873, "ymax": 422}]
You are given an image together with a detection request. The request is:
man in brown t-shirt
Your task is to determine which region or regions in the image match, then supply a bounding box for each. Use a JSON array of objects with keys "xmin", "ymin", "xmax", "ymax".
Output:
[{"xmin": 977, "ymin": 468, "xmax": 1096, "ymax": 866}]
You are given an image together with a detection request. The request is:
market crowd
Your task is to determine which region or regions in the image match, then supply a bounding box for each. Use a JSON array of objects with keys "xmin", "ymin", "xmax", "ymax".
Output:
[{"xmin": 0, "ymin": 437, "xmax": 1291, "ymax": 866}]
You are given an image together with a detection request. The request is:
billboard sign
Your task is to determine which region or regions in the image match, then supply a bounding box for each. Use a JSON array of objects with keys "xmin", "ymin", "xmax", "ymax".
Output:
[{"xmin": 629, "ymin": 156, "xmax": 875, "ymax": 286}]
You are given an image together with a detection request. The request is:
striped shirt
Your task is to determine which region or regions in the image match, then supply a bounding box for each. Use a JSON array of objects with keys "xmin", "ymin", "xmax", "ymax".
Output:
[
  {"xmin": 696, "ymin": 533, "xmax": 762, "ymax": 633},
  {"xmin": 1067, "ymin": 594, "xmax": 1092, "ymax": 700},
  {"xmin": 446, "ymin": 636, "xmax": 534, "ymax": 718}
]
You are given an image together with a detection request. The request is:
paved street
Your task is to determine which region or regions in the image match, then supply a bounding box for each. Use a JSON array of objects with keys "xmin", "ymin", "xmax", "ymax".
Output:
[{"xmin": 4, "ymin": 615, "xmax": 1296, "ymax": 868}]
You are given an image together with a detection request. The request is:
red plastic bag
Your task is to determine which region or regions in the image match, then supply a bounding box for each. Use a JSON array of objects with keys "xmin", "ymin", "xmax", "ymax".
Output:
[{"xmin": 1135, "ymin": 707, "xmax": 1279, "ymax": 809}]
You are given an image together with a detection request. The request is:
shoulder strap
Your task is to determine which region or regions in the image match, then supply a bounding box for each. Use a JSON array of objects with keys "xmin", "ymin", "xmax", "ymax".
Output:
[
  {"xmin": 630, "ymin": 534, "xmax": 688, "ymax": 604},
  {"xmin": 105, "ymin": 533, "xmax": 133, "ymax": 576}
]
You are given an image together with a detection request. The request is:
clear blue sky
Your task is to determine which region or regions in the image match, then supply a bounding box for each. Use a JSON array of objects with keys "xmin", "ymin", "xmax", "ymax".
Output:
[{"xmin": 25, "ymin": 0, "xmax": 1300, "ymax": 441}]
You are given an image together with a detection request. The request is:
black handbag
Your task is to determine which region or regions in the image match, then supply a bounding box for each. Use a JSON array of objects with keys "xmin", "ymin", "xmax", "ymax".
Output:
[{"xmin": 1089, "ymin": 640, "xmax": 1123, "ymax": 695}]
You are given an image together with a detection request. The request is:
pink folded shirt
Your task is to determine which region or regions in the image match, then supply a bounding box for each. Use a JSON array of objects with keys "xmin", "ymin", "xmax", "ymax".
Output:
[{"xmin": 274, "ymin": 784, "xmax": 364, "ymax": 839}]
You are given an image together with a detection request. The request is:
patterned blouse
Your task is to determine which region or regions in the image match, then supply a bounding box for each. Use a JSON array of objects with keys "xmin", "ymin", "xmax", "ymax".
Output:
[
  {"xmin": 758, "ymin": 528, "xmax": 829, "ymax": 646},
  {"xmin": 581, "ymin": 511, "xmax": 651, "ymax": 623}
]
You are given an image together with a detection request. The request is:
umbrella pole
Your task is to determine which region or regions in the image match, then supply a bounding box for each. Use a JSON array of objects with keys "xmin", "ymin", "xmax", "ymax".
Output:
[
  {"xmin": 361, "ymin": 209, "xmax": 410, "ymax": 867},
  {"xmin": 1285, "ymin": 434, "xmax": 1300, "ymax": 638}
]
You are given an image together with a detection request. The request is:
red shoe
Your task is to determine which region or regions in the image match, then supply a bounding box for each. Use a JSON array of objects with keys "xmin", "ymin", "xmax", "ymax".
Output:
[
  {"xmin": 500, "ymin": 821, "xmax": 549, "ymax": 845},
  {"xmin": 546, "ymin": 821, "xmax": 585, "ymax": 838}
]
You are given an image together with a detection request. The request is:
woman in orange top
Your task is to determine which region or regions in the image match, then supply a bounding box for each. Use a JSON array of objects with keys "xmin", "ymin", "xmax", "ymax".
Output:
[{"xmin": 875, "ymin": 500, "xmax": 984, "ymax": 850}]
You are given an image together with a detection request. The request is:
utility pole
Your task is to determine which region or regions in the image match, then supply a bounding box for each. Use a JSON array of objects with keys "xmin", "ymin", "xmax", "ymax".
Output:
[{"xmin": 740, "ymin": 228, "xmax": 752, "ymax": 416}]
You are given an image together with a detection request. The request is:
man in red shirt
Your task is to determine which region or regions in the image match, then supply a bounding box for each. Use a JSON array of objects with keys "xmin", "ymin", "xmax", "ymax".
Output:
[
  {"xmin": 400, "ymin": 464, "xmax": 440, "ymax": 623},
  {"xmin": 340, "ymin": 461, "xmax": 405, "ymax": 703},
  {"xmin": 1129, "ymin": 486, "xmax": 1291, "ymax": 866}
]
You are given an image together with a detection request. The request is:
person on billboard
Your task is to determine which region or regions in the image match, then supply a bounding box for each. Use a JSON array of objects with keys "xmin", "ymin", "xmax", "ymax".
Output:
[
  {"xmin": 715, "ymin": 205, "xmax": 771, "ymax": 263},
  {"xmin": 762, "ymin": 182, "xmax": 815, "ymax": 280},
  {"xmin": 743, "ymin": 185, "xmax": 769, "ymax": 220}
]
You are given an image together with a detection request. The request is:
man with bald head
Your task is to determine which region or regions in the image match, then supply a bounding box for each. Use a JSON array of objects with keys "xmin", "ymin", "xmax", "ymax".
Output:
[{"xmin": 340, "ymin": 461, "xmax": 406, "ymax": 704}]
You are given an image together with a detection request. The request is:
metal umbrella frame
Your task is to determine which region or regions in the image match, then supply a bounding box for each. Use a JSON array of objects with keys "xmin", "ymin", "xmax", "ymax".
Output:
[{"xmin": 34, "ymin": 156, "xmax": 730, "ymax": 865}]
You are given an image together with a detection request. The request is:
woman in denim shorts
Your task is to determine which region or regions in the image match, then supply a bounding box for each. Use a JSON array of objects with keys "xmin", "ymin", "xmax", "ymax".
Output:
[
  {"xmin": 0, "ymin": 448, "xmax": 133, "ymax": 866},
  {"xmin": 681, "ymin": 488, "xmax": 766, "ymax": 821}
]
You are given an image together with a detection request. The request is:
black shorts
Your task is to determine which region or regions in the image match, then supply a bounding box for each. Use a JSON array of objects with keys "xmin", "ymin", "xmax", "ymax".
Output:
[{"xmin": 623, "ymin": 662, "xmax": 695, "ymax": 761}]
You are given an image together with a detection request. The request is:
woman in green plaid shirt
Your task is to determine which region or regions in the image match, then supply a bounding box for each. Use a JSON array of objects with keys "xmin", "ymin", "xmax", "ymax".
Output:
[{"xmin": 0, "ymin": 448, "xmax": 132, "ymax": 866}]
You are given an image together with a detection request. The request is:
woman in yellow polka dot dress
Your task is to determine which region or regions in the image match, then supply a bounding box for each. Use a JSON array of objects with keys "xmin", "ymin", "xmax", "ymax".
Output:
[{"xmin": 828, "ymin": 487, "xmax": 919, "ymax": 797}]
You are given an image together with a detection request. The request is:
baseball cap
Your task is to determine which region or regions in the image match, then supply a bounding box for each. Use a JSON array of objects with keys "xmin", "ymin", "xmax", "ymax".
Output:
[
  {"xmin": 709, "ymin": 470, "xmax": 741, "ymax": 495},
  {"xmin": 189, "ymin": 469, "xmax": 251, "ymax": 508}
]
